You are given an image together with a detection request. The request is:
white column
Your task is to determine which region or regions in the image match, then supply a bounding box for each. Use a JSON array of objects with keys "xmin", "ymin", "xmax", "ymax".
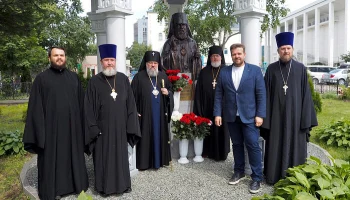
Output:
[
  {"xmin": 270, "ymin": 28, "xmax": 275, "ymax": 62},
  {"xmin": 96, "ymin": 33, "xmax": 107, "ymax": 73},
  {"xmin": 303, "ymin": 13, "xmax": 308, "ymax": 64},
  {"xmin": 284, "ymin": 21, "xmax": 288, "ymax": 32},
  {"xmin": 293, "ymin": 17, "xmax": 298, "ymax": 60},
  {"xmin": 345, "ymin": 0, "xmax": 350, "ymax": 53},
  {"xmin": 265, "ymin": 30, "xmax": 270, "ymax": 64},
  {"xmin": 314, "ymin": 8, "xmax": 320, "ymax": 62},
  {"xmin": 276, "ymin": 25, "xmax": 281, "ymax": 34},
  {"xmin": 240, "ymin": 14, "xmax": 264, "ymax": 65},
  {"xmin": 106, "ymin": 13, "xmax": 127, "ymax": 74},
  {"xmin": 328, "ymin": 2, "xmax": 334, "ymax": 66}
]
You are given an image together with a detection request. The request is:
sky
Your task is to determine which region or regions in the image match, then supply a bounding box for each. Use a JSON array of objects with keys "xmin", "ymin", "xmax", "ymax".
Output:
[{"xmin": 81, "ymin": 0, "xmax": 317, "ymax": 47}]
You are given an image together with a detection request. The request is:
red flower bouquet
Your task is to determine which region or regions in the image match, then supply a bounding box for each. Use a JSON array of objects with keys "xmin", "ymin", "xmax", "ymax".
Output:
[{"xmin": 166, "ymin": 70, "xmax": 193, "ymax": 92}]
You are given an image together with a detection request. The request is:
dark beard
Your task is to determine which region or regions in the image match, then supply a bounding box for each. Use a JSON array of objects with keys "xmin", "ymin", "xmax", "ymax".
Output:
[
  {"xmin": 50, "ymin": 62, "xmax": 66, "ymax": 70},
  {"xmin": 175, "ymin": 31, "xmax": 188, "ymax": 40}
]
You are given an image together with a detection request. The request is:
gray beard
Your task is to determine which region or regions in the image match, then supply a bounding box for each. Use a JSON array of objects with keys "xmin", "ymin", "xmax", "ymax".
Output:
[
  {"xmin": 147, "ymin": 68, "xmax": 159, "ymax": 77},
  {"xmin": 102, "ymin": 68, "xmax": 117, "ymax": 76},
  {"xmin": 211, "ymin": 61, "xmax": 221, "ymax": 68}
]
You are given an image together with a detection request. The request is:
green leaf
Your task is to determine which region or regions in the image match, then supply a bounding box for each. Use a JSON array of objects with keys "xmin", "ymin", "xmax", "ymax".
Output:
[
  {"xmin": 338, "ymin": 140, "xmax": 343, "ymax": 146},
  {"xmin": 302, "ymin": 165, "xmax": 318, "ymax": 174},
  {"xmin": 295, "ymin": 172, "xmax": 310, "ymax": 189},
  {"xmin": 0, "ymin": 149, "xmax": 5, "ymax": 156},
  {"xmin": 309, "ymin": 156, "xmax": 322, "ymax": 165},
  {"xmin": 13, "ymin": 146, "xmax": 19, "ymax": 153},
  {"xmin": 331, "ymin": 186, "xmax": 345, "ymax": 196},
  {"xmin": 316, "ymin": 189, "xmax": 334, "ymax": 199},
  {"xmin": 294, "ymin": 192, "xmax": 318, "ymax": 200},
  {"xmin": 316, "ymin": 176, "xmax": 331, "ymax": 190}
]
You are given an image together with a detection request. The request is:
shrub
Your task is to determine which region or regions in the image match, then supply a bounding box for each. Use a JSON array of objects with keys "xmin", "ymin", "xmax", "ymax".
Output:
[
  {"xmin": 339, "ymin": 86, "xmax": 350, "ymax": 100},
  {"xmin": 253, "ymin": 156, "xmax": 350, "ymax": 200},
  {"xmin": 0, "ymin": 130, "xmax": 25, "ymax": 156},
  {"xmin": 321, "ymin": 93, "xmax": 338, "ymax": 100},
  {"xmin": 318, "ymin": 119, "xmax": 350, "ymax": 149},
  {"xmin": 308, "ymin": 73, "xmax": 322, "ymax": 113}
]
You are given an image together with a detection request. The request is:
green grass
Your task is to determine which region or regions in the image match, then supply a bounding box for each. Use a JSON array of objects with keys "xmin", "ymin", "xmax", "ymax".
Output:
[
  {"xmin": 310, "ymin": 99, "xmax": 350, "ymax": 161},
  {"xmin": 0, "ymin": 104, "xmax": 27, "ymax": 132},
  {"xmin": 0, "ymin": 103, "xmax": 31, "ymax": 199}
]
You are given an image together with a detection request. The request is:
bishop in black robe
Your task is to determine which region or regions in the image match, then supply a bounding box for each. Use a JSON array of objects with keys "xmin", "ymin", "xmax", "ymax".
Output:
[
  {"xmin": 131, "ymin": 51, "xmax": 174, "ymax": 170},
  {"xmin": 84, "ymin": 44, "xmax": 141, "ymax": 195},
  {"xmin": 193, "ymin": 46, "xmax": 230, "ymax": 161},
  {"xmin": 261, "ymin": 32, "xmax": 318, "ymax": 184},
  {"xmin": 23, "ymin": 61, "xmax": 88, "ymax": 199}
]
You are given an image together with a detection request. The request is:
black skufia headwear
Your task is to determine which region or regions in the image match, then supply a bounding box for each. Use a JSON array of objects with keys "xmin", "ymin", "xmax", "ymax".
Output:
[
  {"xmin": 206, "ymin": 45, "xmax": 226, "ymax": 67},
  {"xmin": 167, "ymin": 12, "xmax": 193, "ymax": 39},
  {"xmin": 138, "ymin": 51, "xmax": 163, "ymax": 72}
]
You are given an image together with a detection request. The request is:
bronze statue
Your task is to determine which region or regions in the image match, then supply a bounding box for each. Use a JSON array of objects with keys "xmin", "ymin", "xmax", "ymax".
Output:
[{"xmin": 161, "ymin": 12, "xmax": 202, "ymax": 80}]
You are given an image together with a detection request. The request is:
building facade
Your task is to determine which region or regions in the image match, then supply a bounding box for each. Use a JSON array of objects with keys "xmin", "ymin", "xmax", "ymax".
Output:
[{"xmin": 264, "ymin": 0, "xmax": 350, "ymax": 66}]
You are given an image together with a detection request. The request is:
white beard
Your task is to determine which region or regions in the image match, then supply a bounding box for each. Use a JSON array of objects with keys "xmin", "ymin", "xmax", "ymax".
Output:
[
  {"xmin": 147, "ymin": 68, "xmax": 159, "ymax": 77},
  {"xmin": 102, "ymin": 68, "xmax": 117, "ymax": 76},
  {"xmin": 211, "ymin": 61, "xmax": 221, "ymax": 68}
]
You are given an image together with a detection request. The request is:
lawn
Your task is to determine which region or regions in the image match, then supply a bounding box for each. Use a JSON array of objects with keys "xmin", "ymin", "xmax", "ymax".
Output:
[
  {"xmin": 310, "ymin": 98, "xmax": 350, "ymax": 161},
  {"xmin": 0, "ymin": 104, "xmax": 31, "ymax": 199}
]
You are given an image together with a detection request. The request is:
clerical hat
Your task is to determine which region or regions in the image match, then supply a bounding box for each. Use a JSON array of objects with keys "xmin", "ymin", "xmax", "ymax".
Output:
[
  {"xmin": 138, "ymin": 51, "xmax": 163, "ymax": 72},
  {"xmin": 275, "ymin": 32, "xmax": 294, "ymax": 48},
  {"xmin": 206, "ymin": 45, "xmax": 225, "ymax": 67},
  {"xmin": 99, "ymin": 44, "xmax": 117, "ymax": 59}
]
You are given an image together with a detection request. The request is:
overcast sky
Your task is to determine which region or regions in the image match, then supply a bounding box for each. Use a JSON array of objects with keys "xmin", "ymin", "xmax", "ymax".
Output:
[{"xmin": 81, "ymin": 0, "xmax": 317, "ymax": 47}]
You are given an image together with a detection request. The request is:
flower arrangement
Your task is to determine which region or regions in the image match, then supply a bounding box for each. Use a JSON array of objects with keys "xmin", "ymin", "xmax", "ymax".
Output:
[
  {"xmin": 166, "ymin": 70, "xmax": 193, "ymax": 92},
  {"xmin": 171, "ymin": 112, "xmax": 212, "ymax": 140}
]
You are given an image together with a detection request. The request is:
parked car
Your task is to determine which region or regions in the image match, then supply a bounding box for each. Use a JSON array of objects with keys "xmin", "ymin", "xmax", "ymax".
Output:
[
  {"xmin": 306, "ymin": 65, "xmax": 336, "ymax": 85},
  {"xmin": 321, "ymin": 68, "xmax": 350, "ymax": 85},
  {"xmin": 339, "ymin": 63, "xmax": 350, "ymax": 69}
]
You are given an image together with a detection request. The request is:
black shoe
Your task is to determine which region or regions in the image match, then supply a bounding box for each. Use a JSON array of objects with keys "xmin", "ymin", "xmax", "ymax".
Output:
[
  {"xmin": 228, "ymin": 173, "xmax": 245, "ymax": 185},
  {"xmin": 249, "ymin": 181, "xmax": 261, "ymax": 194},
  {"xmin": 124, "ymin": 188, "xmax": 132, "ymax": 193}
]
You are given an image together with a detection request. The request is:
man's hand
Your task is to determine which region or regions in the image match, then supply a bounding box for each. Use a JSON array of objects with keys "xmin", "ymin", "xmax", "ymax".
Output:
[
  {"xmin": 161, "ymin": 88, "xmax": 168, "ymax": 95},
  {"xmin": 255, "ymin": 116, "xmax": 263, "ymax": 127},
  {"xmin": 215, "ymin": 116, "xmax": 222, "ymax": 126}
]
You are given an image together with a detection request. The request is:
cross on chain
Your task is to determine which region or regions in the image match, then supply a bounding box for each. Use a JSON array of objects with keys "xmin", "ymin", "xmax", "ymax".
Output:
[
  {"xmin": 283, "ymin": 84, "xmax": 288, "ymax": 95},
  {"xmin": 212, "ymin": 79, "xmax": 217, "ymax": 89}
]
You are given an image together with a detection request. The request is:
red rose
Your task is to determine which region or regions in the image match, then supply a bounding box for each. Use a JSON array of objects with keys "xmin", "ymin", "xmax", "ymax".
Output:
[{"xmin": 188, "ymin": 80, "xmax": 193, "ymax": 85}]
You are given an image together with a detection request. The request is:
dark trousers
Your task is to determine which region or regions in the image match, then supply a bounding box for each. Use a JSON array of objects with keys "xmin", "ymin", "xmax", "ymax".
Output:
[{"xmin": 227, "ymin": 116, "xmax": 262, "ymax": 181}]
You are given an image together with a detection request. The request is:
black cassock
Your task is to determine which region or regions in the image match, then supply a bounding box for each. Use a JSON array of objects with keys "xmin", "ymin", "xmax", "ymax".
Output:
[
  {"xmin": 193, "ymin": 65, "xmax": 230, "ymax": 161},
  {"xmin": 84, "ymin": 72, "xmax": 141, "ymax": 195},
  {"xmin": 131, "ymin": 70, "xmax": 174, "ymax": 170},
  {"xmin": 23, "ymin": 67, "xmax": 88, "ymax": 200},
  {"xmin": 261, "ymin": 59, "xmax": 318, "ymax": 184}
]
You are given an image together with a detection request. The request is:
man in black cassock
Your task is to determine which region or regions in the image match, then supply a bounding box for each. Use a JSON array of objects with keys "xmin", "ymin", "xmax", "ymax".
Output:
[
  {"xmin": 84, "ymin": 44, "xmax": 141, "ymax": 196},
  {"xmin": 23, "ymin": 47, "xmax": 88, "ymax": 200},
  {"xmin": 261, "ymin": 32, "xmax": 318, "ymax": 184},
  {"xmin": 131, "ymin": 51, "xmax": 174, "ymax": 170},
  {"xmin": 193, "ymin": 45, "xmax": 230, "ymax": 161}
]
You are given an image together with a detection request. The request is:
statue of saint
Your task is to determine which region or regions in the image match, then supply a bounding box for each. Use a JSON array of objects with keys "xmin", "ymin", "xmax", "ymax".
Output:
[{"xmin": 161, "ymin": 12, "xmax": 201, "ymax": 80}]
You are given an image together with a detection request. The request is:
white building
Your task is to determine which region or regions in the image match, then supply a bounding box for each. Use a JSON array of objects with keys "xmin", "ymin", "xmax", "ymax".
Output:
[
  {"xmin": 264, "ymin": 0, "xmax": 350, "ymax": 66},
  {"xmin": 133, "ymin": 9, "xmax": 167, "ymax": 51}
]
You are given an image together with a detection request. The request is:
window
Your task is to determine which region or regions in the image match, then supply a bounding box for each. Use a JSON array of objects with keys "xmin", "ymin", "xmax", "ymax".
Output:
[
  {"xmin": 224, "ymin": 48, "xmax": 228, "ymax": 54},
  {"xmin": 158, "ymin": 33, "xmax": 163, "ymax": 41},
  {"xmin": 309, "ymin": 67, "xmax": 317, "ymax": 72}
]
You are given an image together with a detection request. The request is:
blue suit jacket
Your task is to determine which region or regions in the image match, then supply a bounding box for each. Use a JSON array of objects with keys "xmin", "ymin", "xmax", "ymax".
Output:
[{"xmin": 213, "ymin": 63, "xmax": 266, "ymax": 123}]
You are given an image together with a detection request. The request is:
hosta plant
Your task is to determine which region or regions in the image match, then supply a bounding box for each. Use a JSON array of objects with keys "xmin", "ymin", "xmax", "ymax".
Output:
[
  {"xmin": 318, "ymin": 118, "xmax": 350, "ymax": 149},
  {"xmin": 0, "ymin": 130, "xmax": 25, "ymax": 156},
  {"xmin": 253, "ymin": 156, "xmax": 350, "ymax": 200}
]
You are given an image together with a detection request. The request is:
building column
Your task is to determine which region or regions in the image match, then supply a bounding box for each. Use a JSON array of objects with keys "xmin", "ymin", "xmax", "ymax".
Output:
[
  {"xmin": 328, "ymin": 2, "xmax": 334, "ymax": 66},
  {"xmin": 345, "ymin": 0, "xmax": 350, "ymax": 54},
  {"xmin": 314, "ymin": 8, "xmax": 320, "ymax": 62},
  {"xmin": 303, "ymin": 13, "xmax": 308, "ymax": 64},
  {"xmin": 293, "ymin": 17, "xmax": 298, "ymax": 60},
  {"xmin": 96, "ymin": 33, "xmax": 107, "ymax": 72},
  {"xmin": 284, "ymin": 21, "xmax": 288, "ymax": 32},
  {"xmin": 276, "ymin": 25, "xmax": 281, "ymax": 34},
  {"xmin": 105, "ymin": 13, "xmax": 127, "ymax": 74},
  {"xmin": 164, "ymin": 0, "xmax": 188, "ymax": 17}
]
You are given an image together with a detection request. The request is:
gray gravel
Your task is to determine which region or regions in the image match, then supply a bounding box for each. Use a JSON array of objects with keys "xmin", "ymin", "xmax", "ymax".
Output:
[{"xmin": 22, "ymin": 142, "xmax": 331, "ymax": 200}]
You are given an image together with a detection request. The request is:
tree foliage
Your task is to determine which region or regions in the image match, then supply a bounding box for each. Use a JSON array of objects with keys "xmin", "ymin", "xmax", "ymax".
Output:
[
  {"xmin": 0, "ymin": 0, "xmax": 95, "ymax": 80},
  {"xmin": 340, "ymin": 52, "xmax": 350, "ymax": 63},
  {"xmin": 126, "ymin": 42, "xmax": 152, "ymax": 70},
  {"xmin": 153, "ymin": 0, "xmax": 289, "ymax": 53}
]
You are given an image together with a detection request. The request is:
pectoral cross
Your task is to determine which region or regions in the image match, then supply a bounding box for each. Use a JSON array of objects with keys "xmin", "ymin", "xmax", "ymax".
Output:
[
  {"xmin": 212, "ymin": 79, "xmax": 217, "ymax": 89},
  {"xmin": 111, "ymin": 89, "xmax": 117, "ymax": 101},
  {"xmin": 283, "ymin": 84, "xmax": 288, "ymax": 95}
]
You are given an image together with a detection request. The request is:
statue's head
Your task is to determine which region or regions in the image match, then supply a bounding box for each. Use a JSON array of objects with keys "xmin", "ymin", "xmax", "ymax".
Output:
[{"xmin": 167, "ymin": 12, "xmax": 192, "ymax": 40}]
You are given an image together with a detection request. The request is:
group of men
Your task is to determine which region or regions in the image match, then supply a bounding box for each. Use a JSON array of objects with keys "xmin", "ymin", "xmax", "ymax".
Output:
[{"xmin": 23, "ymin": 30, "xmax": 317, "ymax": 199}]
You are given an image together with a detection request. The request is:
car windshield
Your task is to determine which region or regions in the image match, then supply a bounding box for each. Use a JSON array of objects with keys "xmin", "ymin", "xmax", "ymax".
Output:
[{"xmin": 329, "ymin": 69, "xmax": 341, "ymax": 73}]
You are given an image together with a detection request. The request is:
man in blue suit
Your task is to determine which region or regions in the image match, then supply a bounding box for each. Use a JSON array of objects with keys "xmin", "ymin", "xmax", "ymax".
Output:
[{"xmin": 213, "ymin": 43, "xmax": 266, "ymax": 193}]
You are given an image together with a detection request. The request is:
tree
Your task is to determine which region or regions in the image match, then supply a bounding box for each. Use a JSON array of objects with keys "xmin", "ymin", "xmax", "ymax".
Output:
[
  {"xmin": 340, "ymin": 52, "xmax": 350, "ymax": 63},
  {"xmin": 126, "ymin": 42, "xmax": 152, "ymax": 69},
  {"xmin": 153, "ymin": 0, "xmax": 289, "ymax": 53}
]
